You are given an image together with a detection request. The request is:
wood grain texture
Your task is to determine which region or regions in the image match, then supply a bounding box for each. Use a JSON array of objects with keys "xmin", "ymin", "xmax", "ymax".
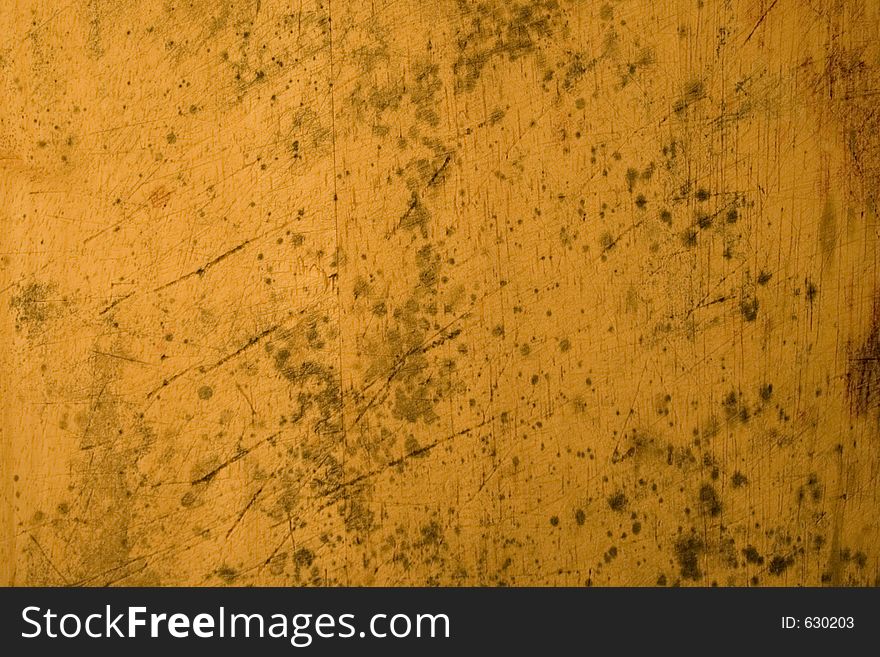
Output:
[{"xmin": 2, "ymin": 0, "xmax": 879, "ymax": 586}]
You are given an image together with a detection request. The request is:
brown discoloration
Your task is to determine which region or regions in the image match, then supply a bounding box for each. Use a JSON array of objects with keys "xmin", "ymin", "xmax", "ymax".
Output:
[{"xmin": 848, "ymin": 296, "xmax": 880, "ymax": 416}]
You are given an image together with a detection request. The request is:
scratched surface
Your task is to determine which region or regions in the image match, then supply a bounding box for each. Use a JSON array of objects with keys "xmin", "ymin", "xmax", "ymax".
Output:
[{"xmin": 2, "ymin": 0, "xmax": 879, "ymax": 586}]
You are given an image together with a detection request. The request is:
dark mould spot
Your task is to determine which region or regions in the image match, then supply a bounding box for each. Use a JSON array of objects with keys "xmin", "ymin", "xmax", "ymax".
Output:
[
  {"xmin": 197, "ymin": 385, "xmax": 214, "ymax": 400},
  {"xmin": 10, "ymin": 280, "xmax": 59, "ymax": 333},
  {"xmin": 847, "ymin": 295, "xmax": 880, "ymax": 415},
  {"xmin": 674, "ymin": 535, "xmax": 704, "ymax": 580},
  {"xmin": 731, "ymin": 471, "xmax": 749, "ymax": 488},
  {"xmin": 768, "ymin": 555, "xmax": 794, "ymax": 576},
  {"xmin": 757, "ymin": 270, "xmax": 772, "ymax": 285},
  {"xmin": 419, "ymin": 521, "xmax": 444, "ymax": 546},
  {"xmin": 599, "ymin": 230, "xmax": 617, "ymax": 251},
  {"xmin": 216, "ymin": 565, "xmax": 238, "ymax": 582},
  {"xmin": 293, "ymin": 547, "xmax": 315, "ymax": 567},
  {"xmin": 742, "ymin": 545, "xmax": 764, "ymax": 565},
  {"xmin": 698, "ymin": 483, "xmax": 722, "ymax": 517},
  {"xmin": 740, "ymin": 295, "xmax": 759, "ymax": 321},
  {"xmin": 625, "ymin": 167, "xmax": 639, "ymax": 191},
  {"xmin": 549, "ymin": 515, "xmax": 560, "ymax": 526},
  {"xmin": 695, "ymin": 211, "xmax": 712, "ymax": 229},
  {"xmin": 681, "ymin": 226, "xmax": 698, "ymax": 247},
  {"xmin": 722, "ymin": 390, "xmax": 739, "ymax": 418},
  {"xmin": 607, "ymin": 491, "xmax": 628, "ymax": 512},
  {"xmin": 805, "ymin": 279, "xmax": 818, "ymax": 302},
  {"xmin": 673, "ymin": 79, "xmax": 706, "ymax": 113},
  {"xmin": 575, "ymin": 509, "xmax": 586, "ymax": 526}
]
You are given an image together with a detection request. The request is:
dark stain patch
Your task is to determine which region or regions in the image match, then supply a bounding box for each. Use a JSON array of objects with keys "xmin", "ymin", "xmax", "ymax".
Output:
[
  {"xmin": 698, "ymin": 483, "xmax": 722, "ymax": 517},
  {"xmin": 740, "ymin": 294, "xmax": 759, "ymax": 321},
  {"xmin": 731, "ymin": 471, "xmax": 749, "ymax": 488},
  {"xmin": 674, "ymin": 535, "xmax": 704, "ymax": 581},
  {"xmin": 721, "ymin": 390, "xmax": 750, "ymax": 424},
  {"xmin": 805, "ymin": 278, "xmax": 819, "ymax": 303},
  {"xmin": 847, "ymin": 295, "xmax": 880, "ymax": 415},
  {"xmin": 797, "ymin": 473, "xmax": 822, "ymax": 503},
  {"xmin": 575, "ymin": 509, "xmax": 586, "ymax": 525},
  {"xmin": 681, "ymin": 226, "xmax": 698, "ymax": 248},
  {"xmin": 343, "ymin": 495, "xmax": 376, "ymax": 534},
  {"xmin": 216, "ymin": 565, "xmax": 238, "ymax": 583},
  {"xmin": 398, "ymin": 193, "xmax": 432, "ymax": 237},
  {"xmin": 273, "ymin": 356, "xmax": 342, "ymax": 429},
  {"xmin": 419, "ymin": 521, "xmax": 444, "ymax": 547},
  {"xmin": 625, "ymin": 167, "xmax": 639, "ymax": 191},
  {"xmin": 562, "ymin": 51, "xmax": 594, "ymax": 90},
  {"xmin": 293, "ymin": 547, "xmax": 315, "ymax": 568},
  {"xmin": 197, "ymin": 385, "xmax": 214, "ymax": 400},
  {"xmin": 742, "ymin": 545, "xmax": 764, "ymax": 565},
  {"xmin": 10, "ymin": 281, "xmax": 62, "ymax": 335},
  {"xmin": 673, "ymin": 79, "xmax": 707, "ymax": 114},
  {"xmin": 768, "ymin": 554, "xmax": 794, "ymax": 576},
  {"xmin": 695, "ymin": 211, "xmax": 713, "ymax": 229},
  {"xmin": 607, "ymin": 490, "xmax": 628, "ymax": 512},
  {"xmin": 452, "ymin": 0, "xmax": 565, "ymax": 93},
  {"xmin": 599, "ymin": 230, "xmax": 617, "ymax": 251}
]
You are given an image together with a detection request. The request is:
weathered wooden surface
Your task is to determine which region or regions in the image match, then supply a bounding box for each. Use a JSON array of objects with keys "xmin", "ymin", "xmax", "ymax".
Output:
[{"xmin": 2, "ymin": 0, "xmax": 879, "ymax": 586}]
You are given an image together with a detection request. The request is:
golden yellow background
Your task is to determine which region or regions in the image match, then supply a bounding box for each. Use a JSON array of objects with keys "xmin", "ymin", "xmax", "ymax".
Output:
[{"xmin": 2, "ymin": 0, "xmax": 879, "ymax": 586}]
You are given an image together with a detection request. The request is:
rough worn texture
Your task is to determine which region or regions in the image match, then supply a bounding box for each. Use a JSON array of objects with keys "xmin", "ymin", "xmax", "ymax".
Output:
[{"xmin": 2, "ymin": 0, "xmax": 879, "ymax": 587}]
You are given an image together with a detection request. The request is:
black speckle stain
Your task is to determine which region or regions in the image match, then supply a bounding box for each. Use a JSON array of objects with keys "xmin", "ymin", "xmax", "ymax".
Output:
[
  {"xmin": 740, "ymin": 295, "xmax": 759, "ymax": 321},
  {"xmin": 742, "ymin": 545, "xmax": 764, "ymax": 565},
  {"xmin": 674, "ymin": 535, "xmax": 704, "ymax": 581},
  {"xmin": 607, "ymin": 490, "xmax": 628, "ymax": 512},
  {"xmin": 10, "ymin": 281, "xmax": 62, "ymax": 335},
  {"xmin": 673, "ymin": 79, "xmax": 706, "ymax": 114},
  {"xmin": 768, "ymin": 554, "xmax": 794, "ymax": 576},
  {"xmin": 847, "ymin": 296, "xmax": 880, "ymax": 415},
  {"xmin": 216, "ymin": 565, "xmax": 238, "ymax": 583},
  {"xmin": 293, "ymin": 547, "xmax": 315, "ymax": 568},
  {"xmin": 805, "ymin": 278, "xmax": 819, "ymax": 302},
  {"xmin": 698, "ymin": 483, "xmax": 722, "ymax": 517}
]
